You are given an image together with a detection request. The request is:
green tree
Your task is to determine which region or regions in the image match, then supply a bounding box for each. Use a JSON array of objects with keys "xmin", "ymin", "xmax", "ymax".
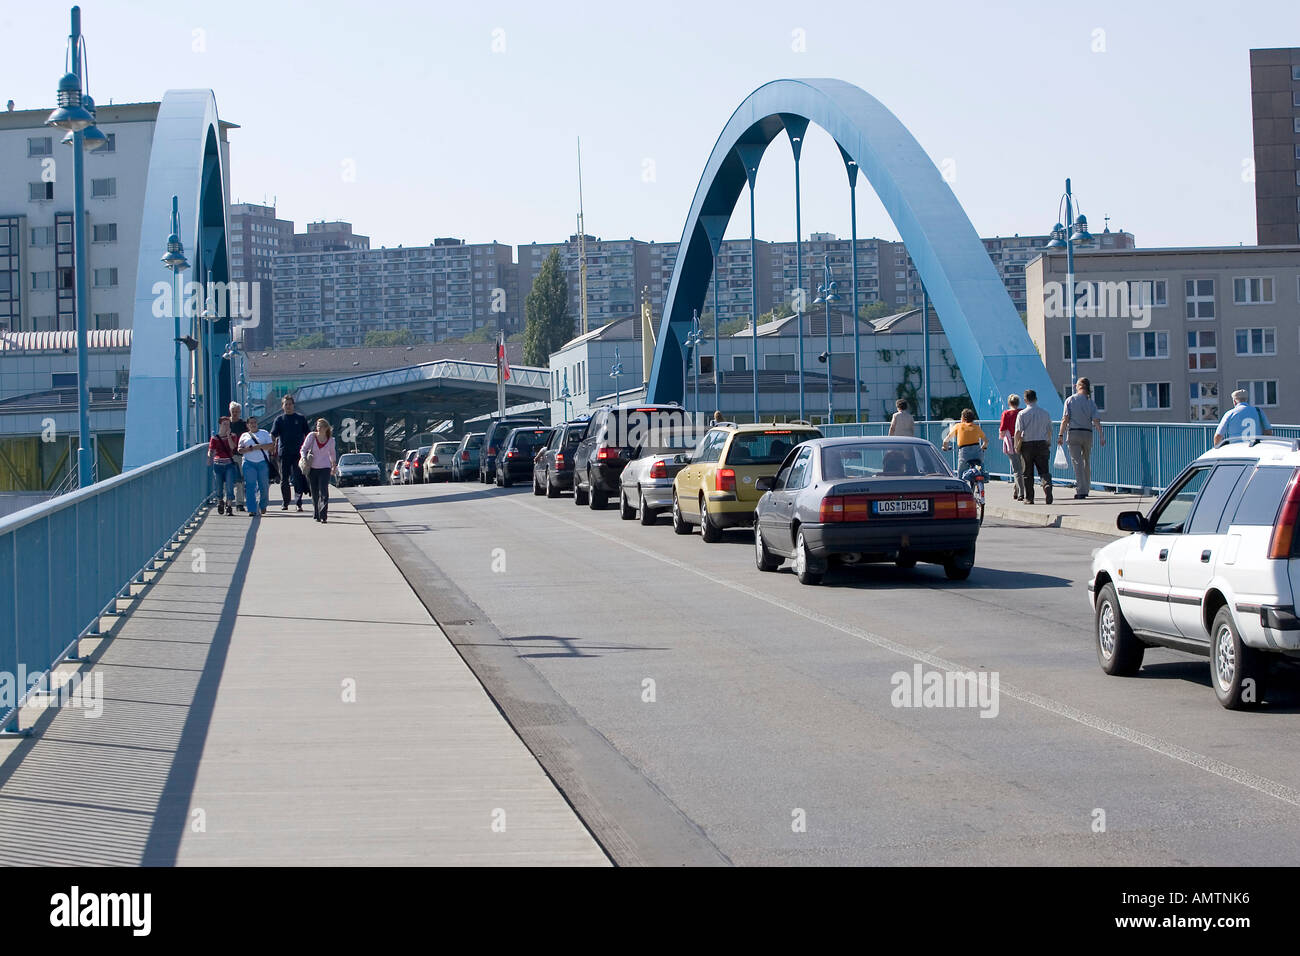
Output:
[
  {"xmin": 718, "ymin": 316, "xmax": 751, "ymax": 336},
  {"xmin": 857, "ymin": 301, "xmax": 898, "ymax": 321},
  {"xmin": 364, "ymin": 329, "xmax": 420, "ymax": 347},
  {"xmin": 283, "ymin": 332, "xmax": 327, "ymax": 350},
  {"xmin": 522, "ymin": 249, "xmax": 573, "ymax": 366}
]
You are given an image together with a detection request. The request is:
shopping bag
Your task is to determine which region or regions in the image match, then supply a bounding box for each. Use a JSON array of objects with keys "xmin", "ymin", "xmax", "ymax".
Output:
[{"xmin": 1053, "ymin": 443, "xmax": 1068, "ymax": 471}]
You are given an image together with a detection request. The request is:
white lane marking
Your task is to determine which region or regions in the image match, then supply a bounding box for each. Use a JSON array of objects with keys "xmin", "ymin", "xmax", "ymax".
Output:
[{"xmin": 506, "ymin": 495, "xmax": 1300, "ymax": 810}]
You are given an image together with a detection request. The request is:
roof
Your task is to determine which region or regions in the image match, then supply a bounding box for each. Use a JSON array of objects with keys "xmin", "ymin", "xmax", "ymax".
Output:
[
  {"xmin": 555, "ymin": 315, "xmax": 639, "ymax": 351},
  {"xmin": 247, "ymin": 341, "xmax": 524, "ymax": 378},
  {"xmin": 869, "ymin": 309, "xmax": 945, "ymax": 334},
  {"xmin": 0, "ymin": 330, "xmax": 132, "ymax": 352}
]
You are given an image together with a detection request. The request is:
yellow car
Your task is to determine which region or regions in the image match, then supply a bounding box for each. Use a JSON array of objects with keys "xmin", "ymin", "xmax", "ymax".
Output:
[{"xmin": 672, "ymin": 423, "xmax": 823, "ymax": 541}]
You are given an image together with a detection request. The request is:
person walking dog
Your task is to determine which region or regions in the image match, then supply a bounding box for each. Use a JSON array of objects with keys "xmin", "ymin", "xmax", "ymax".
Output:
[
  {"xmin": 1058, "ymin": 377, "xmax": 1105, "ymax": 499},
  {"xmin": 299, "ymin": 418, "xmax": 339, "ymax": 522},
  {"xmin": 1013, "ymin": 389, "xmax": 1053, "ymax": 505},
  {"xmin": 237, "ymin": 415, "xmax": 274, "ymax": 516},
  {"xmin": 207, "ymin": 416, "xmax": 239, "ymax": 515}
]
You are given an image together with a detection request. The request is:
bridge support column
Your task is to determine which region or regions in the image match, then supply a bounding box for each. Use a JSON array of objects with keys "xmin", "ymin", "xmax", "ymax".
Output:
[{"xmin": 372, "ymin": 412, "xmax": 387, "ymax": 464}]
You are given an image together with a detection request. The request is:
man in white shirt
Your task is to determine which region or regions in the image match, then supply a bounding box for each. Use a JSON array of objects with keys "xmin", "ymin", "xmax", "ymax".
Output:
[
  {"xmin": 888, "ymin": 399, "xmax": 915, "ymax": 437},
  {"xmin": 1013, "ymin": 389, "xmax": 1053, "ymax": 505},
  {"xmin": 237, "ymin": 415, "xmax": 274, "ymax": 516}
]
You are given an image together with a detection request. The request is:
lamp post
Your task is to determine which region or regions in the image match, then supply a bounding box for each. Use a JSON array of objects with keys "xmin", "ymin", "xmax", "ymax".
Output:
[
  {"xmin": 223, "ymin": 339, "xmax": 245, "ymax": 413},
  {"xmin": 1044, "ymin": 178, "xmax": 1094, "ymax": 387},
  {"xmin": 559, "ymin": 368, "xmax": 571, "ymax": 422},
  {"xmin": 683, "ymin": 310, "xmax": 702, "ymax": 422},
  {"xmin": 45, "ymin": 5, "xmax": 105, "ymax": 488},
  {"xmin": 200, "ymin": 269, "xmax": 220, "ymax": 439},
  {"xmin": 609, "ymin": 346, "xmax": 623, "ymax": 406},
  {"xmin": 812, "ymin": 254, "xmax": 841, "ymax": 425},
  {"xmin": 161, "ymin": 196, "xmax": 190, "ymax": 451}
]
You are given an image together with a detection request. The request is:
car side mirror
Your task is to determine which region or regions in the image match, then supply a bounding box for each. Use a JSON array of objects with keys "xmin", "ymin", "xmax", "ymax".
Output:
[
  {"xmin": 755, "ymin": 476, "xmax": 774, "ymax": 492},
  {"xmin": 1116, "ymin": 511, "xmax": 1147, "ymax": 534}
]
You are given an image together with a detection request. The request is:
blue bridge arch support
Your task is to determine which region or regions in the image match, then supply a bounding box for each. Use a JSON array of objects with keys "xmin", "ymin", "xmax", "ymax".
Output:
[{"xmin": 646, "ymin": 78, "xmax": 1062, "ymax": 422}]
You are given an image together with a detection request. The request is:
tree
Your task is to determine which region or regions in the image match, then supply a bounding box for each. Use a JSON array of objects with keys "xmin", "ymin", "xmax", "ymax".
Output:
[
  {"xmin": 283, "ymin": 332, "xmax": 327, "ymax": 350},
  {"xmin": 523, "ymin": 249, "xmax": 573, "ymax": 366},
  {"xmin": 718, "ymin": 316, "xmax": 751, "ymax": 336},
  {"xmin": 364, "ymin": 329, "xmax": 420, "ymax": 347},
  {"xmin": 857, "ymin": 301, "xmax": 898, "ymax": 321}
]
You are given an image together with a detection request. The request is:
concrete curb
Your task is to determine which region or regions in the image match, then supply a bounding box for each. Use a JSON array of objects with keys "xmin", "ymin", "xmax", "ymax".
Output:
[{"xmin": 985, "ymin": 504, "xmax": 1121, "ymax": 537}]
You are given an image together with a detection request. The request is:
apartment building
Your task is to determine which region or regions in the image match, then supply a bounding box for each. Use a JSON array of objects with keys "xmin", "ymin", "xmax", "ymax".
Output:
[
  {"xmin": 228, "ymin": 202, "xmax": 295, "ymax": 349},
  {"xmin": 1250, "ymin": 48, "xmax": 1300, "ymax": 245},
  {"xmin": 1026, "ymin": 245, "xmax": 1300, "ymax": 424}
]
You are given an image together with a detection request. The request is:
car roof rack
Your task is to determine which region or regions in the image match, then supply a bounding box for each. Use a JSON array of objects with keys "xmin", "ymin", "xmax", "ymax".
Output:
[{"xmin": 1218, "ymin": 436, "xmax": 1299, "ymax": 450}]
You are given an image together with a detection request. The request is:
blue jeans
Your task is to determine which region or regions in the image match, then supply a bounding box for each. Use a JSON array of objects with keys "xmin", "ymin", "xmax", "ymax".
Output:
[
  {"xmin": 212, "ymin": 461, "xmax": 237, "ymax": 500},
  {"xmin": 242, "ymin": 458, "xmax": 270, "ymax": 514}
]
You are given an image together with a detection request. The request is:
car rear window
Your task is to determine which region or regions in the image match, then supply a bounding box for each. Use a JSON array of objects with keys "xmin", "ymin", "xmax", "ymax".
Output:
[
  {"xmin": 1229, "ymin": 466, "xmax": 1296, "ymax": 526},
  {"xmin": 511, "ymin": 430, "xmax": 550, "ymax": 449},
  {"xmin": 725, "ymin": 430, "xmax": 820, "ymax": 466},
  {"xmin": 600, "ymin": 407, "xmax": 693, "ymax": 449},
  {"xmin": 340, "ymin": 454, "xmax": 374, "ymax": 465},
  {"xmin": 464, "ymin": 435, "xmax": 484, "ymax": 448},
  {"xmin": 820, "ymin": 441, "xmax": 949, "ymax": 478}
]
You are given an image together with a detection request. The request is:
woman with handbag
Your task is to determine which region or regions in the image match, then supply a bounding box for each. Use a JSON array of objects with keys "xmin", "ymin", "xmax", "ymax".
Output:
[
  {"xmin": 208, "ymin": 417, "xmax": 240, "ymax": 514},
  {"xmin": 999, "ymin": 394, "xmax": 1024, "ymax": 500},
  {"xmin": 299, "ymin": 418, "xmax": 339, "ymax": 522}
]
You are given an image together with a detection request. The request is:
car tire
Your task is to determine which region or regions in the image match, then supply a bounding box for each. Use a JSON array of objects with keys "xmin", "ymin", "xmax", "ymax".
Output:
[
  {"xmin": 499, "ymin": 471, "xmax": 510, "ymax": 488},
  {"xmin": 895, "ymin": 555, "xmax": 917, "ymax": 569},
  {"xmin": 754, "ymin": 524, "xmax": 780, "ymax": 572},
  {"xmin": 1211, "ymin": 606, "xmax": 1261, "ymax": 709},
  {"xmin": 1094, "ymin": 582, "xmax": 1144, "ymax": 677},
  {"xmin": 589, "ymin": 485, "xmax": 607, "ymax": 510},
  {"xmin": 700, "ymin": 498, "xmax": 723, "ymax": 543},
  {"xmin": 793, "ymin": 529, "xmax": 823, "ymax": 585},
  {"xmin": 619, "ymin": 489, "xmax": 636, "ymax": 520},
  {"xmin": 638, "ymin": 492, "xmax": 657, "ymax": 526},
  {"xmin": 533, "ymin": 474, "xmax": 545, "ymax": 496},
  {"xmin": 671, "ymin": 494, "xmax": 691, "ymax": 535},
  {"xmin": 546, "ymin": 473, "xmax": 560, "ymax": 499},
  {"xmin": 944, "ymin": 546, "xmax": 975, "ymax": 581},
  {"xmin": 574, "ymin": 479, "xmax": 589, "ymax": 506}
]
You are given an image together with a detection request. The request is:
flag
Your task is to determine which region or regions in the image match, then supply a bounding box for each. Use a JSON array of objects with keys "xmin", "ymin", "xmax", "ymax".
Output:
[{"xmin": 498, "ymin": 342, "xmax": 511, "ymax": 382}]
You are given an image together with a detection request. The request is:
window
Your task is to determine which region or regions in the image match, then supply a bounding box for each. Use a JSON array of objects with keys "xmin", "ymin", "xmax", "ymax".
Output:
[
  {"xmin": 1294, "ymin": 66, "xmax": 1300, "ymax": 81},
  {"xmin": 1237, "ymin": 379, "xmax": 1278, "ymax": 407},
  {"xmin": 92, "ymin": 223, "xmax": 117, "ymax": 243},
  {"xmin": 32, "ymin": 315, "xmax": 57, "ymax": 331},
  {"xmin": 28, "ymin": 136, "xmax": 53, "ymax": 157},
  {"xmin": 1092, "ymin": 384, "xmax": 1107, "ymax": 411},
  {"xmin": 1187, "ymin": 329, "xmax": 1217, "ymax": 370},
  {"xmin": 51, "ymin": 372, "xmax": 77, "ymax": 389},
  {"xmin": 92, "ymin": 267, "xmax": 117, "ymax": 287},
  {"xmin": 733, "ymin": 355, "xmax": 747, "ymax": 372},
  {"xmin": 31, "ymin": 271, "xmax": 53, "ymax": 290},
  {"xmin": 695, "ymin": 430, "xmax": 727, "ymax": 464},
  {"xmin": 1128, "ymin": 330, "xmax": 1169, "ymax": 359},
  {"xmin": 1189, "ymin": 381, "xmax": 1219, "ymax": 421},
  {"xmin": 1129, "ymin": 382, "xmax": 1171, "ymax": 410},
  {"xmin": 1062, "ymin": 333, "xmax": 1103, "ymax": 361},
  {"xmin": 57, "ymin": 222, "xmax": 72, "ymax": 243},
  {"xmin": 1151, "ymin": 466, "xmax": 1211, "ymax": 534},
  {"xmin": 1231, "ymin": 466, "xmax": 1295, "ymax": 526},
  {"xmin": 90, "ymin": 178, "xmax": 115, "ymax": 198},
  {"xmin": 1295, "ymin": 118, "xmax": 1300, "ymax": 134},
  {"xmin": 29, "ymin": 182, "xmax": 54, "ymax": 201},
  {"xmin": 1295, "ymin": 91, "xmax": 1300, "ymax": 107},
  {"xmin": 30, "ymin": 226, "xmax": 54, "ymax": 246},
  {"xmin": 765, "ymin": 353, "xmax": 795, "ymax": 371},
  {"xmin": 784, "ymin": 447, "xmax": 813, "ymax": 490},
  {"xmin": 1186, "ymin": 464, "xmax": 1249, "ymax": 534},
  {"xmin": 1235, "ymin": 327, "xmax": 1276, "ymax": 355},
  {"xmin": 98, "ymin": 132, "xmax": 116, "ymax": 153},
  {"xmin": 1232, "ymin": 277, "xmax": 1273, "ymax": 304},
  {"xmin": 1184, "ymin": 278, "xmax": 1214, "ymax": 319},
  {"xmin": 93, "ymin": 312, "xmax": 119, "ymax": 329},
  {"xmin": 1127, "ymin": 279, "xmax": 1167, "ymax": 309}
]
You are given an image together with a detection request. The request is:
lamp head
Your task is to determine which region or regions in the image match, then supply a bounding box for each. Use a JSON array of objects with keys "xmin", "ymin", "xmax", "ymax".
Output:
[
  {"xmin": 1069, "ymin": 214, "xmax": 1093, "ymax": 246},
  {"xmin": 46, "ymin": 73, "xmax": 92, "ymax": 131}
]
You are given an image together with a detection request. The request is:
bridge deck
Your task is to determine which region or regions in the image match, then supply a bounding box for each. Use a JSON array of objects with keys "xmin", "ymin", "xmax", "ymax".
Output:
[{"xmin": 0, "ymin": 494, "xmax": 606, "ymax": 866}]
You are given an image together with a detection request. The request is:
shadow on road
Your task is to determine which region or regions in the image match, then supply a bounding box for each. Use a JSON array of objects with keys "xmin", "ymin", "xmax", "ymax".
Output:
[
  {"xmin": 1137, "ymin": 660, "xmax": 1300, "ymax": 713},
  {"xmin": 349, "ymin": 485, "xmax": 532, "ymax": 510},
  {"xmin": 506, "ymin": 634, "xmax": 670, "ymax": 659}
]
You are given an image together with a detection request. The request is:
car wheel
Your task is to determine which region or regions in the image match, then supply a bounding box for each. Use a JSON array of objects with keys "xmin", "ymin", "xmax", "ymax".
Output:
[
  {"xmin": 794, "ymin": 529, "xmax": 823, "ymax": 585},
  {"xmin": 533, "ymin": 473, "xmax": 544, "ymax": 496},
  {"xmin": 499, "ymin": 471, "xmax": 510, "ymax": 488},
  {"xmin": 546, "ymin": 473, "xmax": 560, "ymax": 499},
  {"xmin": 1211, "ymin": 606, "xmax": 1261, "ymax": 709},
  {"xmin": 754, "ymin": 524, "xmax": 780, "ymax": 572},
  {"xmin": 589, "ymin": 485, "xmax": 607, "ymax": 510},
  {"xmin": 671, "ymin": 494, "xmax": 692, "ymax": 535},
  {"xmin": 619, "ymin": 489, "xmax": 636, "ymax": 520},
  {"xmin": 944, "ymin": 546, "xmax": 975, "ymax": 581},
  {"xmin": 638, "ymin": 491, "xmax": 657, "ymax": 526},
  {"xmin": 574, "ymin": 478, "xmax": 589, "ymax": 506},
  {"xmin": 1095, "ymin": 582, "xmax": 1144, "ymax": 676},
  {"xmin": 895, "ymin": 555, "xmax": 917, "ymax": 569},
  {"xmin": 700, "ymin": 497, "xmax": 722, "ymax": 543}
]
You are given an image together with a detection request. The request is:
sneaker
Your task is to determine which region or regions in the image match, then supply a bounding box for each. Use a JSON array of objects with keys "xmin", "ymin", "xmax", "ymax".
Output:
[
  {"xmin": 1045, "ymin": 488, "xmax": 1054, "ymax": 505},
  {"xmin": 226, "ymin": 502, "xmax": 234, "ymax": 516},
  {"xmin": 297, "ymin": 503, "xmax": 304, "ymax": 512},
  {"xmin": 261, "ymin": 509, "xmax": 269, "ymax": 516},
  {"xmin": 282, "ymin": 503, "xmax": 289, "ymax": 511}
]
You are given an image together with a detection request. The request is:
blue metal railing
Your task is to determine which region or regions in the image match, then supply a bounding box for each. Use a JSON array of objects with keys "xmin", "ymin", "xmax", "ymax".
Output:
[
  {"xmin": 0, "ymin": 445, "xmax": 210, "ymax": 733},
  {"xmin": 820, "ymin": 420, "xmax": 1300, "ymax": 493}
]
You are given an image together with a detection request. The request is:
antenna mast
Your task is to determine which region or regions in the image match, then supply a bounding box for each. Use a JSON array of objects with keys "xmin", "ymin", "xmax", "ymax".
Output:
[{"xmin": 577, "ymin": 137, "xmax": 589, "ymax": 335}]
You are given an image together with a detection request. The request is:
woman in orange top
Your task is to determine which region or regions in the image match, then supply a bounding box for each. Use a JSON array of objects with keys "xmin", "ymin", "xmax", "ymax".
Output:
[{"xmin": 941, "ymin": 408, "xmax": 988, "ymax": 476}]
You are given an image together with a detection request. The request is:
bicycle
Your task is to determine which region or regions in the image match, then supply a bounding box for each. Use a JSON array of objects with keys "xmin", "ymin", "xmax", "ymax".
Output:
[{"xmin": 959, "ymin": 460, "xmax": 987, "ymax": 526}]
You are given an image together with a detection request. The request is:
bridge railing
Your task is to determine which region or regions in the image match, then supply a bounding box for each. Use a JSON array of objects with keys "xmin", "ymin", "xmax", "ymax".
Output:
[
  {"xmin": 0, "ymin": 444, "xmax": 210, "ymax": 733},
  {"xmin": 820, "ymin": 420, "xmax": 1300, "ymax": 493}
]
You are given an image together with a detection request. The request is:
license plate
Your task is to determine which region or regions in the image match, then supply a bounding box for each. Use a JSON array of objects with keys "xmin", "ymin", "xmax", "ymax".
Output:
[{"xmin": 873, "ymin": 498, "xmax": 929, "ymax": 515}]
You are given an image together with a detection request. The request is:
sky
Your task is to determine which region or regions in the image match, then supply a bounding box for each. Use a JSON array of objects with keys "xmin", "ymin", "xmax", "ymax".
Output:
[{"xmin": 3, "ymin": 0, "xmax": 1296, "ymax": 251}]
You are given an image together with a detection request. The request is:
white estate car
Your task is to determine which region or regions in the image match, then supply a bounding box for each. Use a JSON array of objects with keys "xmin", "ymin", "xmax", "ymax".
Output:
[{"xmin": 1090, "ymin": 437, "xmax": 1300, "ymax": 708}]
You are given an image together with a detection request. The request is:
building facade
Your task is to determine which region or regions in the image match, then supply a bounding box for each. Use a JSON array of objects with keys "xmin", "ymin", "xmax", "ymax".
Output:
[
  {"xmin": 228, "ymin": 202, "xmax": 295, "ymax": 349},
  {"xmin": 1026, "ymin": 246, "xmax": 1300, "ymax": 425},
  {"xmin": 1250, "ymin": 48, "xmax": 1300, "ymax": 245}
]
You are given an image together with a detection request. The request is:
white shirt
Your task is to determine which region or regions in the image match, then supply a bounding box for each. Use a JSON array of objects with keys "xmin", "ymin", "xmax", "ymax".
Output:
[{"xmin": 238, "ymin": 429, "xmax": 271, "ymax": 463}]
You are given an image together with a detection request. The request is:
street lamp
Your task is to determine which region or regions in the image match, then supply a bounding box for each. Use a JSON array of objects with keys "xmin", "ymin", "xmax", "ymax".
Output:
[
  {"xmin": 161, "ymin": 196, "xmax": 190, "ymax": 451},
  {"xmin": 200, "ymin": 269, "xmax": 220, "ymax": 439},
  {"xmin": 609, "ymin": 345, "xmax": 623, "ymax": 406},
  {"xmin": 1044, "ymin": 178, "xmax": 1094, "ymax": 386},
  {"xmin": 683, "ymin": 310, "xmax": 703, "ymax": 422},
  {"xmin": 223, "ymin": 338, "xmax": 245, "ymax": 412},
  {"xmin": 559, "ymin": 368, "xmax": 571, "ymax": 422},
  {"xmin": 812, "ymin": 254, "xmax": 841, "ymax": 425},
  {"xmin": 45, "ymin": 6, "xmax": 101, "ymax": 487}
]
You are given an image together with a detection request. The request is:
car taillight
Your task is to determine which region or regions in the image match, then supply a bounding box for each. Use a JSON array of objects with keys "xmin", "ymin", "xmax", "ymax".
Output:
[
  {"xmin": 841, "ymin": 495, "xmax": 869, "ymax": 521},
  {"xmin": 506, "ymin": 449, "xmax": 517, "ymax": 458},
  {"xmin": 556, "ymin": 452, "xmax": 566, "ymax": 466},
  {"xmin": 1268, "ymin": 469, "xmax": 1300, "ymax": 559},
  {"xmin": 597, "ymin": 446, "xmax": 620, "ymax": 462},
  {"xmin": 461, "ymin": 451, "xmax": 469, "ymax": 461},
  {"xmin": 820, "ymin": 496, "xmax": 844, "ymax": 522},
  {"xmin": 649, "ymin": 461, "xmax": 667, "ymax": 479},
  {"xmin": 716, "ymin": 468, "xmax": 736, "ymax": 493}
]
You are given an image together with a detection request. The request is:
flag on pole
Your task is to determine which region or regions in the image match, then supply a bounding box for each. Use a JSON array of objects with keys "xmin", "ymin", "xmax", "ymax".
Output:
[{"xmin": 498, "ymin": 341, "xmax": 511, "ymax": 382}]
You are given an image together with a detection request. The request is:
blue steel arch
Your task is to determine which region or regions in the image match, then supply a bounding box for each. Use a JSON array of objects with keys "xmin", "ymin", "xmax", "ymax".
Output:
[{"xmin": 646, "ymin": 78, "xmax": 1062, "ymax": 421}]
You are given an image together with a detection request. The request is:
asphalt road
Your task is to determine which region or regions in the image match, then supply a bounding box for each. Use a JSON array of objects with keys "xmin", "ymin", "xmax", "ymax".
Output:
[{"xmin": 348, "ymin": 479, "xmax": 1300, "ymax": 866}]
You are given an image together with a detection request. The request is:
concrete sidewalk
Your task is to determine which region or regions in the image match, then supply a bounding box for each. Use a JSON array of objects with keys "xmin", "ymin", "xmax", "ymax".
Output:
[
  {"xmin": 0, "ymin": 493, "xmax": 607, "ymax": 866},
  {"xmin": 980, "ymin": 475, "xmax": 1156, "ymax": 537}
]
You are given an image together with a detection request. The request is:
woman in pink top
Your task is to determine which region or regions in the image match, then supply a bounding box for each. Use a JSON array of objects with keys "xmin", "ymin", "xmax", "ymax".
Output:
[
  {"xmin": 300, "ymin": 418, "xmax": 339, "ymax": 522},
  {"xmin": 999, "ymin": 394, "xmax": 1024, "ymax": 501}
]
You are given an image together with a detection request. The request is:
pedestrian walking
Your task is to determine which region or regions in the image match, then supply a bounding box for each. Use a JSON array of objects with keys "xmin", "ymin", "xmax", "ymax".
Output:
[
  {"xmin": 237, "ymin": 415, "xmax": 274, "ymax": 516},
  {"xmin": 207, "ymin": 416, "xmax": 239, "ymax": 515},
  {"xmin": 299, "ymin": 418, "xmax": 340, "ymax": 522},
  {"xmin": 1000, "ymin": 394, "xmax": 1024, "ymax": 500},
  {"xmin": 1058, "ymin": 377, "xmax": 1105, "ymax": 499},
  {"xmin": 1013, "ymin": 389, "xmax": 1053, "ymax": 505},
  {"xmin": 941, "ymin": 409, "xmax": 988, "ymax": 479},
  {"xmin": 889, "ymin": 398, "xmax": 915, "ymax": 437},
  {"xmin": 229, "ymin": 401, "xmax": 248, "ymax": 511},
  {"xmin": 271, "ymin": 395, "xmax": 310, "ymax": 511},
  {"xmin": 1213, "ymin": 389, "xmax": 1273, "ymax": 446}
]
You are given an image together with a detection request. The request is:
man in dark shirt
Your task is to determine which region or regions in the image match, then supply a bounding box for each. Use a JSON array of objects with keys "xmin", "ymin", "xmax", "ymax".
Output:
[
  {"xmin": 270, "ymin": 394, "xmax": 310, "ymax": 511},
  {"xmin": 229, "ymin": 402, "xmax": 249, "ymax": 512}
]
